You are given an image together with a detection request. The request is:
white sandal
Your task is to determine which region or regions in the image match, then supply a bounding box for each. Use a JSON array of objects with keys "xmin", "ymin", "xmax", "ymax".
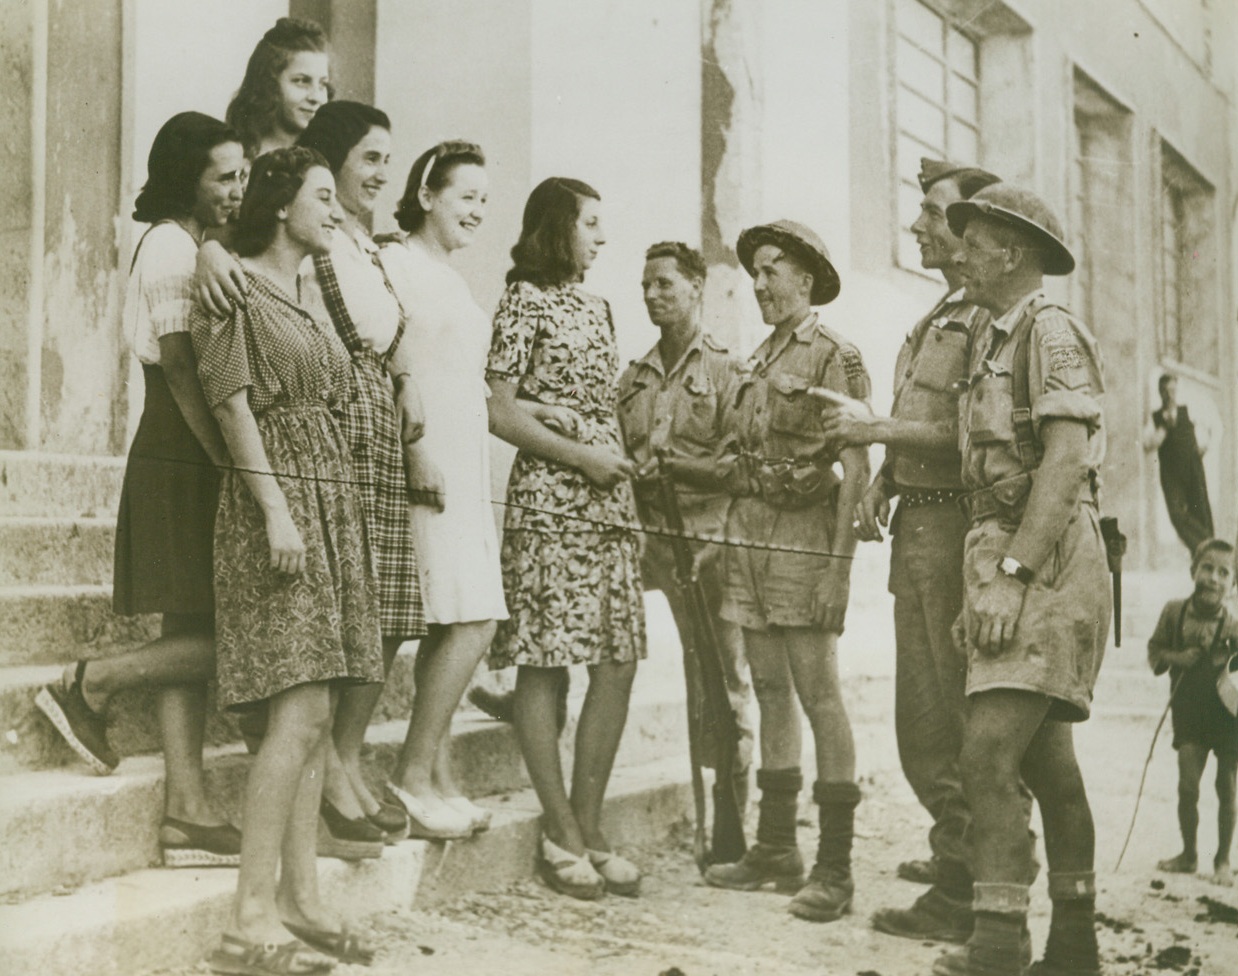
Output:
[
  {"xmin": 539, "ymin": 836, "xmax": 604, "ymax": 900},
  {"xmin": 385, "ymin": 782, "xmax": 474, "ymax": 840},
  {"xmin": 587, "ymin": 848, "xmax": 641, "ymax": 897},
  {"xmin": 444, "ymin": 795, "xmax": 492, "ymax": 832}
]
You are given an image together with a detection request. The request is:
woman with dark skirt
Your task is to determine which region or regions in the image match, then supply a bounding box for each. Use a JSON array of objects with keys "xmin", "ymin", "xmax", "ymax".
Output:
[
  {"xmin": 191, "ymin": 147, "xmax": 382, "ymax": 974},
  {"xmin": 35, "ymin": 112, "xmax": 244, "ymax": 868},
  {"xmin": 485, "ymin": 177, "xmax": 646, "ymax": 900}
]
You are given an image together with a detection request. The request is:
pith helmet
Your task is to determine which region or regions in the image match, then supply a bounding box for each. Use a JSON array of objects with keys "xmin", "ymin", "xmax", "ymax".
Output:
[
  {"xmin": 945, "ymin": 183, "xmax": 1076, "ymax": 275},
  {"xmin": 736, "ymin": 219, "xmax": 841, "ymax": 306}
]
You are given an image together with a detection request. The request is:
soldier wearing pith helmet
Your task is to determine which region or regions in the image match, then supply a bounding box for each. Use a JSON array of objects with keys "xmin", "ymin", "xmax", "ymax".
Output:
[
  {"xmin": 934, "ymin": 184, "xmax": 1109, "ymax": 976},
  {"xmin": 703, "ymin": 220, "xmax": 871, "ymax": 927},
  {"xmin": 822, "ymin": 157, "xmax": 1001, "ymax": 944}
]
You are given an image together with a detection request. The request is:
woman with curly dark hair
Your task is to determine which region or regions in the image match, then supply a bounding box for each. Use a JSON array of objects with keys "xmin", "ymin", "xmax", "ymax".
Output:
[
  {"xmin": 36, "ymin": 112, "xmax": 243, "ymax": 868},
  {"xmin": 226, "ymin": 17, "xmax": 330, "ymax": 161},
  {"xmin": 191, "ymin": 147, "xmax": 381, "ymax": 973},
  {"xmin": 485, "ymin": 177, "xmax": 645, "ymax": 900}
]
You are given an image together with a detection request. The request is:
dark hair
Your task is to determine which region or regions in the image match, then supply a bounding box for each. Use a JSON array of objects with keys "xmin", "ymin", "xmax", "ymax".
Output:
[
  {"xmin": 297, "ymin": 100, "xmax": 390, "ymax": 175},
  {"xmin": 232, "ymin": 146, "xmax": 329, "ymax": 257},
  {"xmin": 1158, "ymin": 373, "xmax": 1177, "ymax": 394},
  {"xmin": 506, "ymin": 177, "xmax": 600, "ymax": 286},
  {"xmin": 394, "ymin": 140, "xmax": 486, "ymax": 233},
  {"xmin": 133, "ymin": 112, "xmax": 240, "ymax": 223},
  {"xmin": 1192, "ymin": 538, "xmax": 1236, "ymax": 574},
  {"xmin": 226, "ymin": 17, "xmax": 329, "ymax": 159},
  {"xmin": 644, "ymin": 241, "xmax": 707, "ymax": 283}
]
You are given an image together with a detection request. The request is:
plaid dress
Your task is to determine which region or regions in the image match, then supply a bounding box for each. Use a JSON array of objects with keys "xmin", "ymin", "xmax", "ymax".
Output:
[{"xmin": 309, "ymin": 246, "xmax": 425, "ymax": 640}]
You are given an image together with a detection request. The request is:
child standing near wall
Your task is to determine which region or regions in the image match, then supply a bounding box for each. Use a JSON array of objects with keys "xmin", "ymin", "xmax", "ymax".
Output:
[{"xmin": 1148, "ymin": 538, "xmax": 1238, "ymax": 887}]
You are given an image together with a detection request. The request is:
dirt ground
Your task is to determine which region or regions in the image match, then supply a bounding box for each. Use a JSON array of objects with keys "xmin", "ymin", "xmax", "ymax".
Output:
[
  {"xmin": 339, "ymin": 632, "xmax": 1238, "ymax": 974},
  {"xmin": 166, "ymin": 558, "xmax": 1238, "ymax": 975}
]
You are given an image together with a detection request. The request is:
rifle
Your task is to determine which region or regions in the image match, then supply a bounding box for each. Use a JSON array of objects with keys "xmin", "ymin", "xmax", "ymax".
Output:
[{"xmin": 654, "ymin": 453, "xmax": 747, "ymax": 870}]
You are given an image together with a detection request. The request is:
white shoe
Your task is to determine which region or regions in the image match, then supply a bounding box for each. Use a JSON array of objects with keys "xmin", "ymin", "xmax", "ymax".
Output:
[
  {"xmin": 384, "ymin": 782, "xmax": 474, "ymax": 840},
  {"xmin": 587, "ymin": 848, "xmax": 641, "ymax": 897},
  {"xmin": 444, "ymin": 795, "xmax": 492, "ymax": 832},
  {"xmin": 539, "ymin": 836, "xmax": 604, "ymax": 900}
]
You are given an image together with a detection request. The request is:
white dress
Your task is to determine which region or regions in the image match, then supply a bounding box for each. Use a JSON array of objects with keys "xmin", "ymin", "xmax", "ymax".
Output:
[{"xmin": 379, "ymin": 239, "xmax": 507, "ymax": 625}]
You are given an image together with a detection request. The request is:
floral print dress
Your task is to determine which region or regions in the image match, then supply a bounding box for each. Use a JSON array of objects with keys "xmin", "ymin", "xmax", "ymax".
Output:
[
  {"xmin": 190, "ymin": 270, "xmax": 383, "ymax": 709},
  {"xmin": 485, "ymin": 280, "xmax": 646, "ymax": 669}
]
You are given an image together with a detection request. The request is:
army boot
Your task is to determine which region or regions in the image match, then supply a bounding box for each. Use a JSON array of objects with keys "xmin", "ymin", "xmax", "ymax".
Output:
[
  {"xmin": 788, "ymin": 780, "xmax": 860, "ymax": 922},
  {"xmin": 1027, "ymin": 872, "xmax": 1100, "ymax": 976},
  {"xmin": 872, "ymin": 854, "xmax": 974, "ymax": 942},
  {"xmin": 931, "ymin": 884, "xmax": 1031, "ymax": 976},
  {"xmin": 704, "ymin": 767, "xmax": 803, "ymax": 891}
]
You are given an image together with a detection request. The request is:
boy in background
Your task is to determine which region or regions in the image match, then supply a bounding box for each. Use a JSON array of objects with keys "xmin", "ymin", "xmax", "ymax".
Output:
[{"xmin": 1148, "ymin": 538, "xmax": 1238, "ymax": 886}]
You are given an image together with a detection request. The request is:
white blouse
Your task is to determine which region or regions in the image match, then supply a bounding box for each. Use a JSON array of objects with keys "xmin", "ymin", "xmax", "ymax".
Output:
[
  {"xmin": 300, "ymin": 224, "xmax": 402, "ymax": 354},
  {"xmin": 124, "ymin": 222, "xmax": 199, "ymax": 366}
]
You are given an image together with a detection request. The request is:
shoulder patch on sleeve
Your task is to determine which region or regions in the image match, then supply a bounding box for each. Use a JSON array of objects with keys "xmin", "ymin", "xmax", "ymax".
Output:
[{"xmin": 1048, "ymin": 345, "xmax": 1088, "ymax": 373}]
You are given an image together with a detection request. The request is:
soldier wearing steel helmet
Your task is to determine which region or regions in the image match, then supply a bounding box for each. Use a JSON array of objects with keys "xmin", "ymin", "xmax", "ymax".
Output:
[
  {"xmin": 703, "ymin": 220, "xmax": 871, "ymax": 927},
  {"xmin": 933, "ymin": 184, "xmax": 1110, "ymax": 976},
  {"xmin": 821, "ymin": 158, "xmax": 1002, "ymax": 944}
]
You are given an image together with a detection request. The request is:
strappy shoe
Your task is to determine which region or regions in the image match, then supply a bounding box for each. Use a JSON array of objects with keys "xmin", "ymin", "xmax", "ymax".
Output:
[
  {"xmin": 283, "ymin": 922, "xmax": 375, "ymax": 967},
  {"xmin": 444, "ymin": 795, "xmax": 492, "ymax": 833},
  {"xmin": 384, "ymin": 782, "xmax": 474, "ymax": 840},
  {"xmin": 206, "ymin": 934, "xmax": 334, "ymax": 975},
  {"xmin": 159, "ymin": 817, "xmax": 242, "ymax": 867},
  {"xmin": 539, "ymin": 836, "xmax": 604, "ymax": 900},
  {"xmin": 34, "ymin": 661, "xmax": 117, "ymax": 774},
  {"xmin": 587, "ymin": 848, "xmax": 641, "ymax": 897}
]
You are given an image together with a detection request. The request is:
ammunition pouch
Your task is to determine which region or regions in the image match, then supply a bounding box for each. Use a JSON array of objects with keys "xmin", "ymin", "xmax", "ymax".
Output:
[
  {"xmin": 958, "ymin": 473, "xmax": 1033, "ymax": 525},
  {"xmin": 754, "ymin": 458, "xmax": 839, "ymax": 510}
]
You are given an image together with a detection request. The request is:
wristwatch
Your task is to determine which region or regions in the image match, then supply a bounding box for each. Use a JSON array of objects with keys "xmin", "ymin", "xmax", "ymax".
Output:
[{"xmin": 997, "ymin": 556, "xmax": 1034, "ymax": 586}]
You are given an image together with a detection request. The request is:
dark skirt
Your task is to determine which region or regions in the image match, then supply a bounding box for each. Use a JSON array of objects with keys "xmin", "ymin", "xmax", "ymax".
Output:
[{"xmin": 113, "ymin": 364, "xmax": 219, "ymax": 617}]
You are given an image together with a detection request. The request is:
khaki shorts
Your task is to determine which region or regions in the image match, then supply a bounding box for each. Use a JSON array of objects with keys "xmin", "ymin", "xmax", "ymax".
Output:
[
  {"xmin": 721, "ymin": 496, "xmax": 838, "ymax": 632},
  {"xmin": 955, "ymin": 505, "xmax": 1110, "ymax": 722}
]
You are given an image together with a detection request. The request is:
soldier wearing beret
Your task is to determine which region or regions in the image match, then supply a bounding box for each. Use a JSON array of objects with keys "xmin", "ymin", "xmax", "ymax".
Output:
[
  {"xmin": 703, "ymin": 220, "xmax": 870, "ymax": 926},
  {"xmin": 617, "ymin": 241, "xmax": 754, "ymax": 860},
  {"xmin": 821, "ymin": 159, "xmax": 1000, "ymax": 943},
  {"xmin": 934, "ymin": 185, "xmax": 1110, "ymax": 976}
]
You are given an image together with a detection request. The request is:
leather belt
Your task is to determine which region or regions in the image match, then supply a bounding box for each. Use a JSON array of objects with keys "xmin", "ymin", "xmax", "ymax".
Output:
[{"xmin": 895, "ymin": 487, "xmax": 965, "ymax": 509}]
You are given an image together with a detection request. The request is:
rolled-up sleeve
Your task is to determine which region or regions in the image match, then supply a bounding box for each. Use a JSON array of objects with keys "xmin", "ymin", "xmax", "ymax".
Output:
[{"xmin": 1029, "ymin": 311, "xmax": 1104, "ymax": 433}]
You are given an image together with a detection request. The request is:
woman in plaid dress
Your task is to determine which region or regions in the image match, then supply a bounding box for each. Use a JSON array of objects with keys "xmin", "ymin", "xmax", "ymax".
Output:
[{"xmin": 298, "ymin": 102, "xmax": 429, "ymax": 843}]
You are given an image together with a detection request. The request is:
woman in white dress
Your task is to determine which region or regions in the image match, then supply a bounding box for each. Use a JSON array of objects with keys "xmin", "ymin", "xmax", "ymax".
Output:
[{"xmin": 379, "ymin": 141, "xmax": 516, "ymax": 834}]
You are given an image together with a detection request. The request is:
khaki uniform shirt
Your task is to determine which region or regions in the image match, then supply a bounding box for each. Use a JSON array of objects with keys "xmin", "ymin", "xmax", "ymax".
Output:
[
  {"xmin": 888, "ymin": 290, "xmax": 988, "ymax": 490},
  {"xmin": 728, "ymin": 311, "xmax": 871, "ymax": 478},
  {"xmin": 960, "ymin": 290, "xmax": 1105, "ymax": 492},
  {"xmin": 617, "ymin": 330, "xmax": 742, "ymax": 537}
]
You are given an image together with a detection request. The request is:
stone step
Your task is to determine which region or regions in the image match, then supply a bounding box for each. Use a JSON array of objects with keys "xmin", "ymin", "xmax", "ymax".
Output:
[
  {"xmin": 0, "ymin": 585, "xmax": 159, "ymax": 668},
  {"xmin": 0, "ymin": 754, "xmax": 689, "ymax": 976},
  {"xmin": 0, "ymin": 517, "xmax": 116, "ymax": 587},
  {"xmin": 0, "ymin": 451, "xmax": 126, "ymax": 518},
  {"xmin": 0, "ymin": 648, "xmax": 422, "ymax": 774},
  {"xmin": 0, "ymin": 696, "xmax": 686, "ymax": 901}
]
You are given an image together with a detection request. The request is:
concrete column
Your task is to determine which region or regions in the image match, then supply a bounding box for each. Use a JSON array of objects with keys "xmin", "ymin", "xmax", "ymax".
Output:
[
  {"xmin": 700, "ymin": 0, "xmax": 763, "ymax": 353},
  {"xmin": 0, "ymin": 1, "xmax": 40, "ymax": 449}
]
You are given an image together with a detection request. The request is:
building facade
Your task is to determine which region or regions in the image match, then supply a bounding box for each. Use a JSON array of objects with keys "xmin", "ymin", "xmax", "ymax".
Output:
[{"xmin": 2, "ymin": 0, "xmax": 1234, "ymax": 567}]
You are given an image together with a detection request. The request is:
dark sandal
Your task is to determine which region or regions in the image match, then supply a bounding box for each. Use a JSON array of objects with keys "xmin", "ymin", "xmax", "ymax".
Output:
[
  {"xmin": 284, "ymin": 922, "xmax": 376, "ymax": 966},
  {"xmin": 206, "ymin": 934, "xmax": 334, "ymax": 975},
  {"xmin": 34, "ymin": 660, "xmax": 117, "ymax": 774}
]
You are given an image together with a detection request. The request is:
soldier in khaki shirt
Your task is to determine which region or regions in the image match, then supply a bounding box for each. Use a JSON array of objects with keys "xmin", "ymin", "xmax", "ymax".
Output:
[
  {"xmin": 821, "ymin": 159, "xmax": 998, "ymax": 943},
  {"xmin": 703, "ymin": 221, "xmax": 870, "ymax": 927},
  {"xmin": 616, "ymin": 242, "xmax": 754, "ymax": 862},
  {"xmin": 935, "ymin": 185, "xmax": 1110, "ymax": 976}
]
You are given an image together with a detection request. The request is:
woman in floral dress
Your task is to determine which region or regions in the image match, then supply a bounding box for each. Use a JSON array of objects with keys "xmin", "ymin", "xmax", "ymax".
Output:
[
  {"xmin": 191, "ymin": 146, "xmax": 381, "ymax": 973},
  {"xmin": 486, "ymin": 177, "xmax": 646, "ymax": 900}
]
